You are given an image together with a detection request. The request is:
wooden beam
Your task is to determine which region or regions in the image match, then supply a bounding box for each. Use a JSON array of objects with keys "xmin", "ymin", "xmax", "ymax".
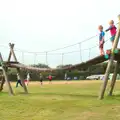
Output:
[
  {"xmin": 0, "ymin": 75, "xmax": 5, "ymax": 91},
  {"xmin": 9, "ymin": 43, "xmax": 18, "ymax": 62},
  {"xmin": 8, "ymin": 43, "xmax": 28, "ymax": 94},
  {"xmin": 0, "ymin": 53, "xmax": 14, "ymax": 95},
  {"xmin": 108, "ymin": 61, "xmax": 119, "ymax": 96},
  {"xmin": 8, "ymin": 43, "xmax": 14, "ymax": 62},
  {"xmin": 99, "ymin": 15, "xmax": 120, "ymax": 99}
]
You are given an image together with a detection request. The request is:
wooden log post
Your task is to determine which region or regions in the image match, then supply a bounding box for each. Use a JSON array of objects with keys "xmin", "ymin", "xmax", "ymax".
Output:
[
  {"xmin": 108, "ymin": 61, "xmax": 119, "ymax": 96},
  {"xmin": 16, "ymin": 68, "xmax": 28, "ymax": 94},
  {"xmin": 9, "ymin": 43, "xmax": 28, "ymax": 94},
  {"xmin": 9, "ymin": 43, "xmax": 17, "ymax": 61},
  {"xmin": 0, "ymin": 75, "xmax": 5, "ymax": 91},
  {"xmin": 99, "ymin": 15, "xmax": 120, "ymax": 99},
  {"xmin": 0, "ymin": 53, "xmax": 14, "ymax": 95},
  {"xmin": 8, "ymin": 43, "xmax": 14, "ymax": 61}
]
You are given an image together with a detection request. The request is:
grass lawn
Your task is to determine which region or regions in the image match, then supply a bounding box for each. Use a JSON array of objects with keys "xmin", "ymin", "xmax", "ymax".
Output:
[{"xmin": 0, "ymin": 80, "xmax": 120, "ymax": 120}]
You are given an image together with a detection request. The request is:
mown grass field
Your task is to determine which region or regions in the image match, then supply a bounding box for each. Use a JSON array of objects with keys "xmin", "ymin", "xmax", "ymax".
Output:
[{"xmin": 0, "ymin": 80, "xmax": 120, "ymax": 120}]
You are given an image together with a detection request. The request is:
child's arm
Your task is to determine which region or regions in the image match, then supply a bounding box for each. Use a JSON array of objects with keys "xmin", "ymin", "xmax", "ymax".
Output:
[{"xmin": 105, "ymin": 26, "xmax": 112, "ymax": 32}]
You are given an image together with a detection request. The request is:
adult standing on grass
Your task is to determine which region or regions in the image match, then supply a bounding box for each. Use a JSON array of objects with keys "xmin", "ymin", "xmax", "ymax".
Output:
[
  {"xmin": 16, "ymin": 73, "xmax": 23, "ymax": 88},
  {"xmin": 39, "ymin": 73, "xmax": 43, "ymax": 85}
]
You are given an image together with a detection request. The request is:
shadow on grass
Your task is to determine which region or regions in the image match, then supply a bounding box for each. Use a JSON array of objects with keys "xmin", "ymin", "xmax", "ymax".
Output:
[
  {"xmin": 110, "ymin": 94, "xmax": 120, "ymax": 99},
  {"xmin": 28, "ymin": 92, "xmax": 98, "ymax": 99},
  {"xmin": 0, "ymin": 92, "xmax": 10, "ymax": 96}
]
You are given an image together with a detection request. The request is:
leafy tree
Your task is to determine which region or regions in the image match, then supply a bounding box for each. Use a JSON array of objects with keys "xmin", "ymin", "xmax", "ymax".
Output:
[
  {"xmin": 56, "ymin": 64, "xmax": 72, "ymax": 69},
  {"xmin": 30, "ymin": 63, "xmax": 50, "ymax": 68}
]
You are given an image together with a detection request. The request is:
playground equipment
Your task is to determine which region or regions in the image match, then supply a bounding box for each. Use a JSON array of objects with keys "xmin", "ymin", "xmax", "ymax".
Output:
[{"xmin": 0, "ymin": 15, "xmax": 120, "ymax": 99}]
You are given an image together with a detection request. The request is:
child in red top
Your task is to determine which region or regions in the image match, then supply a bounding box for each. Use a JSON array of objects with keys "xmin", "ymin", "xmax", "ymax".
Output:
[
  {"xmin": 48, "ymin": 75, "xmax": 52, "ymax": 84},
  {"xmin": 105, "ymin": 20, "xmax": 117, "ymax": 46}
]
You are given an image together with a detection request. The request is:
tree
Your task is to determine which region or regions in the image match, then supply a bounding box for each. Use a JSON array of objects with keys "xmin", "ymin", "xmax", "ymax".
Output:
[
  {"xmin": 56, "ymin": 64, "xmax": 72, "ymax": 69},
  {"xmin": 30, "ymin": 63, "xmax": 50, "ymax": 68}
]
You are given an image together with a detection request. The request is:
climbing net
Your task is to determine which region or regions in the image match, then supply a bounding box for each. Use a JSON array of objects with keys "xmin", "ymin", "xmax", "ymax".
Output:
[{"xmin": 0, "ymin": 23, "xmax": 119, "ymax": 68}]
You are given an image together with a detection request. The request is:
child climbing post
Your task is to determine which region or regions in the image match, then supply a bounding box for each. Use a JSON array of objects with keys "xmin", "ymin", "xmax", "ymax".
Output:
[
  {"xmin": 98, "ymin": 25, "xmax": 105, "ymax": 55},
  {"xmin": 105, "ymin": 20, "xmax": 117, "ymax": 46},
  {"xmin": 16, "ymin": 73, "xmax": 23, "ymax": 87}
]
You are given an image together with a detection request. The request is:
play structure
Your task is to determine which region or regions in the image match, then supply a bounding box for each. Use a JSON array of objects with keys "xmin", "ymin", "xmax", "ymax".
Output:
[{"xmin": 0, "ymin": 15, "xmax": 120, "ymax": 99}]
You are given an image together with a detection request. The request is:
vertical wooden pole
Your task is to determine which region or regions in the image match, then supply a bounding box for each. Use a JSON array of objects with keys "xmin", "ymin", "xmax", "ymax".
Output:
[
  {"xmin": 62, "ymin": 53, "xmax": 64, "ymax": 66},
  {"xmin": 0, "ymin": 53, "xmax": 14, "ymax": 95},
  {"xmin": 0, "ymin": 75, "xmax": 5, "ymax": 91},
  {"xmin": 9, "ymin": 43, "xmax": 28, "ymax": 94},
  {"xmin": 8, "ymin": 43, "xmax": 14, "ymax": 61},
  {"xmin": 79, "ymin": 43, "xmax": 82, "ymax": 62},
  {"xmin": 46, "ymin": 52, "xmax": 48, "ymax": 65},
  {"xmin": 9, "ymin": 43, "xmax": 17, "ymax": 61},
  {"xmin": 89, "ymin": 48, "xmax": 91, "ymax": 59},
  {"xmin": 99, "ymin": 15, "xmax": 120, "ymax": 99},
  {"xmin": 108, "ymin": 61, "xmax": 119, "ymax": 96}
]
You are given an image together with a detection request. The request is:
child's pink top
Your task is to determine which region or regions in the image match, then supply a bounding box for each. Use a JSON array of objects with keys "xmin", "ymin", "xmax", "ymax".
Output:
[{"xmin": 109, "ymin": 25, "xmax": 116, "ymax": 36}]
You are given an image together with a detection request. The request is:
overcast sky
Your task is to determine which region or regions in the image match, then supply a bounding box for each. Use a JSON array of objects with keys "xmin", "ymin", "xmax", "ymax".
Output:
[{"xmin": 0, "ymin": 0, "xmax": 120, "ymax": 67}]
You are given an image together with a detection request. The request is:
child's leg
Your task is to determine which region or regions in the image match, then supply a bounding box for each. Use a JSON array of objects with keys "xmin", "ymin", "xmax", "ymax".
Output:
[
  {"xmin": 99, "ymin": 44, "xmax": 104, "ymax": 55},
  {"xmin": 16, "ymin": 81, "xmax": 19, "ymax": 87},
  {"xmin": 27, "ymin": 80, "xmax": 29, "ymax": 86},
  {"xmin": 112, "ymin": 41, "xmax": 114, "ymax": 46},
  {"xmin": 41, "ymin": 80, "xmax": 42, "ymax": 85},
  {"xmin": 99, "ymin": 48, "xmax": 102, "ymax": 55},
  {"xmin": 19, "ymin": 80, "xmax": 23, "ymax": 87},
  {"xmin": 49, "ymin": 79, "xmax": 52, "ymax": 84},
  {"xmin": 25, "ymin": 81, "xmax": 27, "ymax": 86},
  {"xmin": 101, "ymin": 48, "xmax": 104, "ymax": 55},
  {"xmin": 110, "ymin": 36, "xmax": 115, "ymax": 47}
]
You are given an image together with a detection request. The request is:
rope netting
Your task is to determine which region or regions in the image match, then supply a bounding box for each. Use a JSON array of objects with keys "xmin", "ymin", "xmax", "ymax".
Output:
[{"xmin": 0, "ymin": 24, "xmax": 119, "ymax": 68}]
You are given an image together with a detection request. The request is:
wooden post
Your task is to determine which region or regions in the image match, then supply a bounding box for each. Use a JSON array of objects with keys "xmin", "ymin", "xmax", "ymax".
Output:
[
  {"xmin": 99, "ymin": 15, "xmax": 120, "ymax": 99},
  {"xmin": 0, "ymin": 53, "xmax": 14, "ymax": 95},
  {"xmin": 8, "ymin": 43, "xmax": 14, "ymax": 61},
  {"xmin": 108, "ymin": 61, "xmax": 119, "ymax": 96},
  {"xmin": 9, "ymin": 43, "xmax": 17, "ymax": 61},
  {"xmin": 9, "ymin": 43, "xmax": 28, "ymax": 94},
  {"xmin": 0, "ymin": 75, "xmax": 5, "ymax": 91},
  {"xmin": 16, "ymin": 68, "xmax": 28, "ymax": 94}
]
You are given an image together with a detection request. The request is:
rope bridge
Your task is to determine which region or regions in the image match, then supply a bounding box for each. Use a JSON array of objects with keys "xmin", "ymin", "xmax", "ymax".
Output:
[{"xmin": 0, "ymin": 15, "xmax": 120, "ymax": 100}]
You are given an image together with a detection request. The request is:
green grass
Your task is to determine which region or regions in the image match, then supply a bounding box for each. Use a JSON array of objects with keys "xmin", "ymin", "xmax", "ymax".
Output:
[{"xmin": 1, "ymin": 80, "xmax": 120, "ymax": 120}]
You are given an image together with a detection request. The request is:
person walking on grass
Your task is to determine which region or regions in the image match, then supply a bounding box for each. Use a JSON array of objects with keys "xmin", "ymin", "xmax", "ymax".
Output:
[
  {"xmin": 39, "ymin": 73, "xmax": 43, "ymax": 85},
  {"xmin": 16, "ymin": 73, "xmax": 23, "ymax": 87}
]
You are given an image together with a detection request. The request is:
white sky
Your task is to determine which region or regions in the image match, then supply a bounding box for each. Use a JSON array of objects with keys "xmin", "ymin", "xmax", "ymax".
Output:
[{"xmin": 0, "ymin": 0, "xmax": 120, "ymax": 67}]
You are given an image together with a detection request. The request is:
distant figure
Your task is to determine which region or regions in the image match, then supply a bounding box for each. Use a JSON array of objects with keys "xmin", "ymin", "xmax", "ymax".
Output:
[
  {"xmin": 105, "ymin": 20, "xmax": 117, "ymax": 46},
  {"xmin": 16, "ymin": 73, "xmax": 23, "ymax": 87},
  {"xmin": 48, "ymin": 75, "xmax": 52, "ymax": 84},
  {"xmin": 64, "ymin": 73, "xmax": 67, "ymax": 80},
  {"xmin": 39, "ymin": 73, "xmax": 43, "ymax": 85},
  {"xmin": 26, "ymin": 73, "xmax": 30, "ymax": 86},
  {"xmin": 98, "ymin": 25, "xmax": 105, "ymax": 55}
]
